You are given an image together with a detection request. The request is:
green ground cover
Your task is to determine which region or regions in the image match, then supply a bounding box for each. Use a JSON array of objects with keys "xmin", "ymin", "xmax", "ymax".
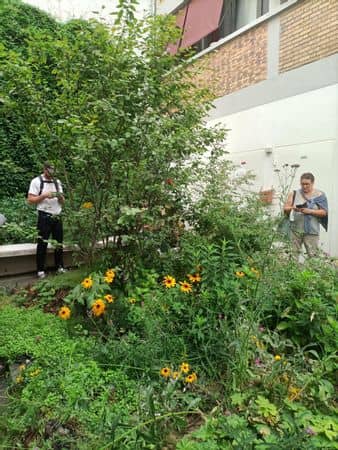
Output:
[{"xmin": 0, "ymin": 247, "xmax": 337, "ymax": 449}]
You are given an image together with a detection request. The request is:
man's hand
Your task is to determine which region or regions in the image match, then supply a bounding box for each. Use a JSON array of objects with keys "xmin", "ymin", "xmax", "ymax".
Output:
[{"xmin": 42, "ymin": 192, "xmax": 53, "ymax": 199}]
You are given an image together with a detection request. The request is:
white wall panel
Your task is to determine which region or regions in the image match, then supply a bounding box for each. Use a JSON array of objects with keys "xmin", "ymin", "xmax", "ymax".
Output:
[
  {"xmin": 156, "ymin": 0, "xmax": 184, "ymax": 14},
  {"xmin": 209, "ymin": 84, "xmax": 338, "ymax": 255}
]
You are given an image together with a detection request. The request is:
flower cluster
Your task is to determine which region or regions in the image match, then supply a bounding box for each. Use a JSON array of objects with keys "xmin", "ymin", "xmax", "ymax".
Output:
[
  {"xmin": 82, "ymin": 202, "xmax": 94, "ymax": 209},
  {"xmin": 104, "ymin": 269, "xmax": 115, "ymax": 284},
  {"xmin": 60, "ymin": 268, "xmax": 119, "ymax": 320},
  {"xmin": 235, "ymin": 267, "xmax": 261, "ymax": 278},
  {"xmin": 160, "ymin": 362, "xmax": 198, "ymax": 384},
  {"xmin": 162, "ymin": 271, "xmax": 201, "ymax": 294},
  {"xmin": 15, "ymin": 364, "xmax": 41, "ymax": 384}
]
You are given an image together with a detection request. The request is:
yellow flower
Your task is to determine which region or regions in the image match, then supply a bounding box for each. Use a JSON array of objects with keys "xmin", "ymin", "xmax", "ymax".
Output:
[
  {"xmin": 185, "ymin": 373, "xmax": 197, "ymax": 383},
  {"xmin": 180, "ymin": 362, "xmax": 190, "ymax": 373},
  {"xmin": 15, "ymin": 376, "xmax": 24, "ymax": 384},
  {"xmin": 104, "ymin": 294, "xmax": 115, "ymax": 303},
  {"xmin": 288, "ymin": 386, "xmax": 301, "ymax": 400},
  {"xmin": 82, "ymin": 201, "xmax": 94, "ymax": 209},
  {"xmin": 105, "ymin": 269, "xmax": 116, "ymax": 280},
  {"xmin": 179, "ymin": 281, "xmax": 192, "ymax": 293},
  {"xmin": 251, "ymin": 267, "xmax": 260, "ymax": 277},
  {"xmin": 187, "ymin": 273, "xmax": 201, "ymax": 283},
  {"xmin": 160, "ymin": 367, "xmax": 171, "ymax": 378},
  {"xmin": 29, "ymin": 369, "xmax": 41, "ymax": 377},
  {"xmin": 82, "ymin": 202, "xmax": 94, "ymax": 209},
  {"xmin": 128, "ymin": 297, "xmax": 136, "ymax": 304},
  {"xmin": 92, "ymin": 299, "xmax": 106, "ymax": 317},
  {"xmin": 171, "ymin": 371, "xmax": 180, "ymax": 380},
  {"xmin": 274, "ymin": 355, "xmax": 282, "ymax": 361},
  {"xmin": 19, "ymin": 364, "xmax": 26, "ymax": 372},
  {"xmin": 281, "ymin": 373, "xmax": 289, "ymax": 383},
  {"xmin": 58, "ymin": 306, "xmax": 71, "ymax": 320},
  {"xmin": 81, "ymin": 277, "xmax": 93, "ymax": 289},
  {"xmin": 251, "ymin": 335, "xmax": 265, "ymax": 351},
  {"xmin": 162, "ymin": 275, "xmax": 176, "ymax": 288},
  {"xmin": 235, "ymin": 271, "xmax": 245, "ymax": 278},
  {"xmin": 104, "ymin": 275, "xmax": 114, "ymax": 284}
]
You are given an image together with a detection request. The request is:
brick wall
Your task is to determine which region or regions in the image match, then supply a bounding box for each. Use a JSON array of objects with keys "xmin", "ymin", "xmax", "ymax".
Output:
[
  {"xmin": 191, "ymin": 23, "xmax": 268, "ymax": 98},
  {"xmin": 279, "ymin": 0, "xmax": 338, "ymax": 73}
]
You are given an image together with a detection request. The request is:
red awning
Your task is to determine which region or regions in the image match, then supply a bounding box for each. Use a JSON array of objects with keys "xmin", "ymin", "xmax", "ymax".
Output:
[
  {"xmin": 167, "ymin": 5, "xmax": 188, "ymax": 55},
  {"xmin": 181, "ymin": 0, "xmax": 223, "ymax": 49}
]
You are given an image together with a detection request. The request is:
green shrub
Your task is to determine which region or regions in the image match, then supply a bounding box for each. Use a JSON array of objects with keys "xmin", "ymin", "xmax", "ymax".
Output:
[{"xmin": 0, "ymin": 195, "xmax": 37, "ymax": 243}]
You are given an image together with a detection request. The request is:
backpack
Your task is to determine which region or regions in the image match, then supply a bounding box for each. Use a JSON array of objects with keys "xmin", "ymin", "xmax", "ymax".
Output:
[{"xmin": 37, "ymin": 175, "xmax": 60, "ymax": 196}]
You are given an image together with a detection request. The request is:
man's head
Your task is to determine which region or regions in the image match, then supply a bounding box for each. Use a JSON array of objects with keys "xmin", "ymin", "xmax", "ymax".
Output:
[
  {"xmin": 43, "ymin": 162, "xmax": 55, "ymax": 179},
  {"xmin": 300, "ymin": 172, "xmax": 315, "ymax": 193}
]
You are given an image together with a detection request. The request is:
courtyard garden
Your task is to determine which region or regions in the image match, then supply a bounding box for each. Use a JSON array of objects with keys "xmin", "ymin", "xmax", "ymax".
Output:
[{"xmin": 0, "ymin": 1, "xmax": 337, "ymax": 448}]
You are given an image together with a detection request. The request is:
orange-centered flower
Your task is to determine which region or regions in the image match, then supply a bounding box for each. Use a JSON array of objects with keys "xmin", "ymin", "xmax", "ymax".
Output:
[
  {"xmin": 81, "ymin": 277, "xmax": 93, "ymax": 289},
  {"xmin": 104, "ymin": 294, "xmax": 115, "ymax": 303},
  {"xmin": 105, "ymin": 269, "xmax": 116, "ymax": 279},
  {"xmin": 185, "ymin": 372, "xmax": 197, "ymax": 383},
  {"xmin": 235, "ymin": 271, "xmax": 245, "ymax": 278},
  {"xmin": 162, "ymin": 275, "xmax": 176, "ymax": 288},
  {"xmin": 180, "ymin": 362, "xmax": 190, "ymax": 373},
  {"xmin": 58, "ymin": 306, "xmax": 71, "ymax": 320},
  {"xmin": 160, "ymin": 367, "xmax": 171, "ymax": 378},
  {"xmin": 92, "ymin": 299, "xmax": 106, "ymax": 317},
  {"xmin": 187, "ymin": 273, "xmax": 201, "ymax": 283},
  {"xmin": 179, "ymin": 281, "xmax": 192, "ymax": 293}
]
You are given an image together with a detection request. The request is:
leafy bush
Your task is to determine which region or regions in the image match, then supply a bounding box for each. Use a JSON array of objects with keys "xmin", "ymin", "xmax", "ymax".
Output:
[
  {"xmin": 0, "ymin": 194, "xmax": 36, "ymax": 243},
  {"xmin": 0, "ymin": 0, "xmax": 61, "ymax": 199},
  {"xmin": 176, "ymin": 406, "xmax": 338, "ymax": 450}
]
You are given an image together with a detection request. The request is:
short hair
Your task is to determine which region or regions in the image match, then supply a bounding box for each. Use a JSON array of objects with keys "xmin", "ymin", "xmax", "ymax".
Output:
[
  {"xmin": 43, "ymin": 161, "xmax": 54, "ymax": 170},
  {"xmin": 300, "ymin": 172, "xmax": 315, "ymax": 183}
]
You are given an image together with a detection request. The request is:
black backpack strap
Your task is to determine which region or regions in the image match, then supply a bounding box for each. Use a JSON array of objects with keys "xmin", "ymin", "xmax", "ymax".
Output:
[
  {"xmin": 53, "ymin": 179, "xmax": 60, "ymax": 193},
  {"xmin": 37, "ymin": 176, "xmax": 60, "ymax": 195},
  {"xmin": 38, "ymin": 175, "xmax": 44, "ymax": 196}
]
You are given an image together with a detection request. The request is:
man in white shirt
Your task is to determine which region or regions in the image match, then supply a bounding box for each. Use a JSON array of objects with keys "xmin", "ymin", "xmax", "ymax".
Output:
[{"xmin": 27, "ymin": 162, "xmax": 65, "ymax": 278}]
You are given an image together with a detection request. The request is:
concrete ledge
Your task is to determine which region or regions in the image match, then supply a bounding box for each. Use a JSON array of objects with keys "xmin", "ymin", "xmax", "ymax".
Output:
[
  {"xmin": 0, "ymin": 243, "xmax": 76, "ymax": 278},
  {"xmin": 0, "ymin": 243, "xmax": 40, "ymax": 258}
]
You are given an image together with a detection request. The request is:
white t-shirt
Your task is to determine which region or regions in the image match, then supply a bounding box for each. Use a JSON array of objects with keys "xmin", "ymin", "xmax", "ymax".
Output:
[{"xmin": 28, "ymin": 175, "xmax": 63, "ymax": 215}]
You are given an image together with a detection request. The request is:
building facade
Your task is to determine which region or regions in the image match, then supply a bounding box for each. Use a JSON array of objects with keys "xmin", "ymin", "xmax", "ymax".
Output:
[{"xmin": 156, "ymin": 0, "xmax": 338, "ymax": 256}]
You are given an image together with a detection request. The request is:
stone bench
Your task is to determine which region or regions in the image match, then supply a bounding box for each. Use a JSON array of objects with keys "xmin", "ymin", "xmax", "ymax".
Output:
[{"xmin": 0, "ymin": 243, "xmax": 75, "ymax": 278}]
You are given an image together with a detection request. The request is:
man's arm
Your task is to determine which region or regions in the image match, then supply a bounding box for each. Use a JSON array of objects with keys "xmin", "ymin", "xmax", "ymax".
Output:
[{"xmin": 27, "ymin": 191, "xmax": 52, "ymax": 204}]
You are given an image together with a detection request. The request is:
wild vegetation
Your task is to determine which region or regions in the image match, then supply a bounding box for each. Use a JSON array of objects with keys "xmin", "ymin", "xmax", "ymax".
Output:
[{"xmin": 0, "ymin": 1, "xmax": 337, "ymax": 449}]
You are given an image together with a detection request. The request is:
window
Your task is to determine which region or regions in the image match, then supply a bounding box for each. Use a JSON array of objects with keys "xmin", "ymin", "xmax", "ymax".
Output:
[
  {"xmin": 171, "ymin": 0, "xmax": 275, "ymax": 54},
  {"xmin": 257, "ymin": 0, "xmax": 269, "ymax": 17}
]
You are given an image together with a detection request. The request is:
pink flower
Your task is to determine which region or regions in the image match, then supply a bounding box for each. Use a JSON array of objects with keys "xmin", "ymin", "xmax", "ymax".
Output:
[
  {"xmin": 305, "ymin": 427, "xmax": 316, "ymax": 436},
  {"xmin": 254, "ymin": 358, "xmax": 263, "ymax": 367}
]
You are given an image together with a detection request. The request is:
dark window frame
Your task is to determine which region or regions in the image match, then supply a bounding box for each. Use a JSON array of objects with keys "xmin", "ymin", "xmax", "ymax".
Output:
[{"xmin": 257, "ymin": 0, "xmax": 269, "ymax": 17}]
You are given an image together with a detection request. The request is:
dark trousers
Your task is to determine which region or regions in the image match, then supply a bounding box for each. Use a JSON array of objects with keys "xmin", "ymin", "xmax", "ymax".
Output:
[{"xmin": 36, "ymin": 211, "xmax": 64, "ymax": 272}]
